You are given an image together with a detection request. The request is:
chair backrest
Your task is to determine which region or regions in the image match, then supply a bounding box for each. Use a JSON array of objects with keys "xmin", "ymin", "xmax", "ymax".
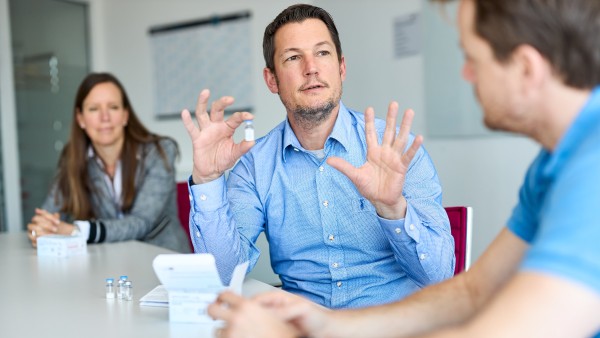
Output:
[
  {"xmin": 445, "ymin": 206, "xmax": 473, "ymax": 275},
  {"xmin": 176, "ymin": 181, "xmax": 193, "ymax": 251}
]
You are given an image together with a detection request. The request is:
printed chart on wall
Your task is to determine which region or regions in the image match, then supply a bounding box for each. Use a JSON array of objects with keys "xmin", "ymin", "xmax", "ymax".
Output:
[{"xmin": 149, "ymin": 11, "xmax": 253, "ymax": 118}]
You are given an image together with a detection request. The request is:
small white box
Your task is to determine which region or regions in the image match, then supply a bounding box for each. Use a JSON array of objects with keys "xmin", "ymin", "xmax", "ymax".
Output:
[{"xmin": 37, "ymin": 235, "xmax": 87, "ymax": 257}]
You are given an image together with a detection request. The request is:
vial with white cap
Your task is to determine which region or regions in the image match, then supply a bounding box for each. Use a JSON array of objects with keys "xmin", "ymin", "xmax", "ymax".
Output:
[
  {"xmin": 244, "ymin": 120, "xmax": 254, "ymax": 142},
  {"xmin": 105, "ymin": 278, "xmax": 115, "ymax": 299}
]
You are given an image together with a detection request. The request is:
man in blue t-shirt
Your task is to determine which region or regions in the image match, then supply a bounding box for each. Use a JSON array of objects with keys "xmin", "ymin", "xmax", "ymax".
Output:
[{"xmin": 206, "ymin": 0, "xmax": 600, "ymax": 337}]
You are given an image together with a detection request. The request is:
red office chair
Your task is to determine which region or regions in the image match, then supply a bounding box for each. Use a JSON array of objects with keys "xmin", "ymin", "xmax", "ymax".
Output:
[
  {"xmin": 176, "ymin": 182, "xmax": 194, "ymax": 251},
  {"xmin": 445, "ymin": 206, "xmax": 473, "ymax": 275}
]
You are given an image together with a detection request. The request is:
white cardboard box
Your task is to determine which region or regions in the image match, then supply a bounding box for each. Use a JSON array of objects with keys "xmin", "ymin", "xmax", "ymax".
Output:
[
  {"xmin": 37, "ymin": 235, "xmax": 87, "ymax": 257},
  {"xmin": 152, "ymin": 254, "xmax": 248, "ymax": 323}
]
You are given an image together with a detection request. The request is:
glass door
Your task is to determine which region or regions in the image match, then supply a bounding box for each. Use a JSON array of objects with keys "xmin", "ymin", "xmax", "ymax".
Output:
[
  {"xmin": 10, "ymin": 0, "xmax": 89, "ymax": 227},
  {"xmin": 0, "ymin": 91, "xmax": 4, "ymax": 231}
]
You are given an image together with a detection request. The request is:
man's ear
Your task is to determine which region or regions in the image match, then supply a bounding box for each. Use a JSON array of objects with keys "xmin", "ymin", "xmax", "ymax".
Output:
[
  {"xmin": 339, "ymin": 55, "xmax": 346, "ymax": 82},
  {"xmin": 512, "ymin": 44, "xmax": 551, "ymax": 95},
  {"xmin": 263, "ymin": 67, "xmax": 279, "ymax": 94}
]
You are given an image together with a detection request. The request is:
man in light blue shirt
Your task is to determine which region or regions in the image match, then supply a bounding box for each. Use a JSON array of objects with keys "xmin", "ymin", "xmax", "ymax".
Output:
[{"xmin": 181, "ymin": 4, "xmax": 454, "ymax": 309}]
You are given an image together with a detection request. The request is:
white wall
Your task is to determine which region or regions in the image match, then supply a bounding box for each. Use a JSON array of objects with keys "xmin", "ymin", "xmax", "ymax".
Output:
[
  {"xmin": 427, "ymin": 136, "xmax": 538, "ymax": 260},
  {"xmin": 316, "ymin": 0, "xmax": 427, "ymax": 134},
  {"xmin": 15, "ymin": 0, "xmax": 538, "ymax": 282}
]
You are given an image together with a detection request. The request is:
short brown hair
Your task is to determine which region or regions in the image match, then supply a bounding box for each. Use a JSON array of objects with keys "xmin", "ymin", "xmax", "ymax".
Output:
[
  {"xmin": 263, "ymin": 4, "xmax": 342, "ymax": 72},
  {"xmin": 434, "ymin": 0, "xmax": 600, "ymax": 89}
]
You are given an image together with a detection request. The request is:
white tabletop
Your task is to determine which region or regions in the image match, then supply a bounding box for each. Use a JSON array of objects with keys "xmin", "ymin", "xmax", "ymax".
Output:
[{"xmin": 0, "ymin": 232, "xmax": 275, "ymax": 337}]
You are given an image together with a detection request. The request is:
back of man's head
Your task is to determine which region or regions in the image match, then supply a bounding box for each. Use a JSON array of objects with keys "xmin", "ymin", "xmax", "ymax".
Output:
[{"xmin": 434, "ymin": 0, "xmax": 600, "ymax": 89}]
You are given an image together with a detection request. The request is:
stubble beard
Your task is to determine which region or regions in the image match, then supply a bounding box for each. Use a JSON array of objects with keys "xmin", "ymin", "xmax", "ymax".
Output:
[
  {"xmin": 279, "ymin": 83, "xmax": 343, "ymax": 131},
  {"xmin": 292, "ymin": 99, "xmax": 338, "ymax": 131}
]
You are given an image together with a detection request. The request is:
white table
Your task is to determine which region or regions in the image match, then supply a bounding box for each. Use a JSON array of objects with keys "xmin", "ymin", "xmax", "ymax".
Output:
[{"xmin": 0, "ymin": 232, "xmax": 275, "ymax": 337}]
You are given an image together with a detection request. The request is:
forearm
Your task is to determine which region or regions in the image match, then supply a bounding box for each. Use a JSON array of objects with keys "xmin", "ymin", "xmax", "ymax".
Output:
[
  {"xmin": 319, "ymin": 274, "xmax": 476, "ymax": 338},
  {"xmin": 190, "ymin": 175, "xmax": 261, "ymax": 284},
  {"xmin": 192, "ymin": 205, "xmax": 259, "ymax": 283},
  {"xmin": 320, "ymin": 230, "xmax": 526, "ymax": 338},
  {"xmin": 386, "ymin": 147, "xmax": 454, "ymax": 284},
  {"xmin": 381, "ymin": 203, "xmax": 455, "ymax": 286},
  {"xmin": 98, "ymin": 216, "xmax": 155, "ymax": 242}
]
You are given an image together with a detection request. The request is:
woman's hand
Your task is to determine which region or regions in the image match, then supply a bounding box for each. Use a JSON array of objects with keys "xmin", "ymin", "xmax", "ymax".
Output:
[{"xmin": 27, "ymin": 208, "xmax": 76, "ymax": 247}]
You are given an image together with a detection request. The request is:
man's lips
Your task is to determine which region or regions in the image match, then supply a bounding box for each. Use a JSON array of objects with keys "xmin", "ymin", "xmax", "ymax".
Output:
[{"xmin": 300, "ymin": 82, "xmax": 328, "ymax": 91}]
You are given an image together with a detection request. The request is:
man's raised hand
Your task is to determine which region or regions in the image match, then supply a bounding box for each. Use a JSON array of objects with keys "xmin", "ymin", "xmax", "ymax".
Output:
[{"xmin": 181, "ymin": 89, "xmax": 255, "ymax": 184}]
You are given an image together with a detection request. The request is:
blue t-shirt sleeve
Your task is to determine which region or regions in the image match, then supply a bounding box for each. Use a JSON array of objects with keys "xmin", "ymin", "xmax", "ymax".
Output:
[
  {"xmin": 507, "ymin": 151, "xmax": 546, "ymax": 243},
  {"xmin": 521, "ymin": 148, "xmax": 600, "ymax": 294}
]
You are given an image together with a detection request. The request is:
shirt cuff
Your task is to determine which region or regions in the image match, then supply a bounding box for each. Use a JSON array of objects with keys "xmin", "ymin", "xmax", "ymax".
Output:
[
  {"xmin": 74, "ymin": 220, "xmax": 91, "ymax": 240},
  {"xmin": 189, "ymin": 174, "xmax": 228, "ymax": 212},
  {"xmin": 379, "ymin": 203, "xmax": 421, "ymax": 243}
]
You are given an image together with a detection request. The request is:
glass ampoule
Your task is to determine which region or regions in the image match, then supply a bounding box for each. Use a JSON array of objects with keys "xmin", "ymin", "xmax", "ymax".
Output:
[
  {"xmin": 117, "ymin": 275, "xmax": 128, "ymax": 299},
  {"xmin": 124, "ymin": 281, "xmax": 133, "ymax": 301},
  {"xmin": 105, "ymin": 278, "xmax": 115, "ymax": 299},
  {"xmin": 244, "ymin": 120, "xmax": 254, "ymax": 142}
]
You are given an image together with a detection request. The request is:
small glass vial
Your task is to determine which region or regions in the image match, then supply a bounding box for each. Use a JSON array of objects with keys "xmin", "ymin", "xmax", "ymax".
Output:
[
  {"xmin": 244, "ymin": 120, "xmax": 254, "ymax": 142},
  {"xmin": 117, "ymin": 275, "xmax": 128, "ymax": 299},
  {"xmin": 105, "ymin": 278, "xmax": 115, "ymax": 299},
  {"xmin": 123, "ymin": 281, "xmax": 133, "ymax": 301}
]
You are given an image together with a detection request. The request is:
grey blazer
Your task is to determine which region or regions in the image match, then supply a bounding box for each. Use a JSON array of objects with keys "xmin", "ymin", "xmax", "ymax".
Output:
[{"xmin": 42, "ymin": 138, "xmax": 191, "ymax": 253}]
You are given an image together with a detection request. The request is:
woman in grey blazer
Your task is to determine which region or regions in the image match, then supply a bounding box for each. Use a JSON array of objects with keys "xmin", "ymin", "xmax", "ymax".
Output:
[{"xmin": 27, "ymin": 72, "xmax": 190, "ymax": 253}]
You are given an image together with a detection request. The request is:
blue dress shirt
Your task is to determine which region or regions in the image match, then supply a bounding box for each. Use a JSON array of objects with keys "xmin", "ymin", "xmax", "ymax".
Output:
[{"xmin": 190, "ymin": 102, "xmax": 454, "ymax": 308}]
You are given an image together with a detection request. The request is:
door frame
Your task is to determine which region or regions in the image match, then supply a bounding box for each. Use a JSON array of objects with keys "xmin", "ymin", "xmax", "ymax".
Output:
[{"xmin": 0, "ymin": 0, "xmax": 23, "ymax": 232}]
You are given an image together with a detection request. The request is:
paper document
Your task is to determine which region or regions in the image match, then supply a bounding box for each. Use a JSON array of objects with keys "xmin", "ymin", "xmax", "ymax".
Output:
[
  {"xmin": 139, "ymin": 285, "xmax": 169, "ymax": 308},
  {"xmin": 147, "ymin": 254, "xmax": 248, "ymax": 323}
]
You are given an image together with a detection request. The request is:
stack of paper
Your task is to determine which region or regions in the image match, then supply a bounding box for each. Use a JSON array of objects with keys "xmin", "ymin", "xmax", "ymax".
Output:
[
  {"xmin": 139, "ymin": 254, "xmax": 248, "ymax": 323},
  {"xmin": 139, "ymin": 285, "xmax": 169, "ymax": 307}
]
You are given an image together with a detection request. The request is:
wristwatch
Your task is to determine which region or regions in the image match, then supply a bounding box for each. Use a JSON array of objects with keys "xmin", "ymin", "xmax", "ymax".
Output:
[{"xmin": 71, "ymin": 224, "xmax": 81, "ymax": 236}]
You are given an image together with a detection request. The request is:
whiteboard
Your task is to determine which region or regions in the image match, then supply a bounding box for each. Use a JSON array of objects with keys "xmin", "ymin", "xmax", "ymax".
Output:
[{"xmin": 149, "ymin": 12, "xmax": 253, "ymax": 118}]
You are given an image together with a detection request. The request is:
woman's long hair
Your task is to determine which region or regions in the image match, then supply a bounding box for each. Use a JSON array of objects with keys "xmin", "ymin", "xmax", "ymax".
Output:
[{"xmin": 54, "ymin": 72, "xmax": 176, "ymax": 219}]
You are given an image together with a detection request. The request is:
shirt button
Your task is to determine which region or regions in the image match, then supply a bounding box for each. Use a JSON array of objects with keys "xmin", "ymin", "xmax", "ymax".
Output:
[
  {"xmin": 200, "ymin": 194, "xmax": 207, "ymax": 201},
  {"xmin": 195, "ymin": 231, "xmax": 201, "ymax": 238},
  {"xmin": 323, "ymin": 200, "xmax": 329, "ymax": 207},
  {"xmin": 395, "ymin": 228, "xmax": 402, "ymax": 234},
  {"xmin": 332, "ymin": 262, "xmax": 339, "ymax": 268},
  {"xmin": 419, "ymin": 253, "xmax": 427, "ymax": 260},
  {"xmin": 409, "ymin": 224, "xmax": 415, "ymax": 231},
  {"xmin": 328, "ymin": 234, "xmax": 334, "ymax": 241},
  {"xmin": 319, "ymin": 166, "xmax": 324, "ymax": 172},
  {"xmin": 293, "ymin": 148, "xmax": 299, "ymax": 152},
  {"xmin": 336, "ymin": 281, "xmax": 342, "ymax": 287}
]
